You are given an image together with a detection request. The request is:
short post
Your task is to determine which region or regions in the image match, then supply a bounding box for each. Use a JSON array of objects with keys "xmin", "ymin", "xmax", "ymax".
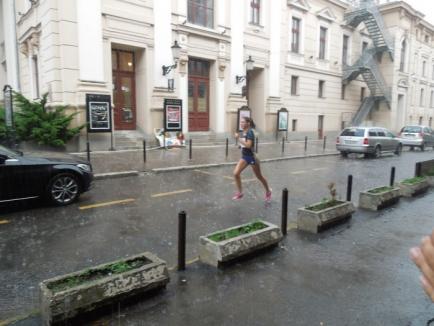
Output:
[
  {"xmin": 255, "ymin": 137, "xmax": 259, "ymax": 153},
  {"xmin": 225, "ymin": 138, "xmax": 229, "ymax": 158},
  {"xmin": 346, "ymin": 175, "xmax": 353, "ymax": 202},
  {"xmin": 281, "ymin": 188, "xmax": 288, "ymax": 236},
  {"xmin": 281, "ymin": 137, "xmax": 285, "ymax": 154},
  {"xmin": 143, "ymin": 140, "xmax": 146, "ymax": 162},
  {"xmin": 86, "ymin": 141, "xmax": 91, "ymax": 162},
  {"xmin": 178, "ymin": 211, "xmax": 186, "ymax": 271},
  {"xmin": 189, "ymin": 139, "xmax": 192, "ymax": 160},
  {"xmin": 415, "ymin": 162, "xmax": 422, "ymax": 177},
  {"xmin": 304, "ymin": 136, "xmax": 308, "ymax": 152},
  {"xmin": 323, "ymin": 136, "xmax": 327, "ymax": 151},
  {"xmin": 389, "ymin": 166, "xmax": 395, "ymax": 187}
]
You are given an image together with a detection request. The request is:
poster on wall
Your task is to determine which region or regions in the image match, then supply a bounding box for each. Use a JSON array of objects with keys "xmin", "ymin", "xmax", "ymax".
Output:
[
  {"xmin": 237, "ymin": 106, "xmax": 251, "ymax": 132},
  {"xmin": 277, "ymin": 108, "xmax": 289, "ymax": 131},
  {"xmin": 164, "ymin": 98, "xmax": 183, "ymax": 131},
  {"xmin": 86, "ymin": 94, "xmax": 112, "ymax": 132}
]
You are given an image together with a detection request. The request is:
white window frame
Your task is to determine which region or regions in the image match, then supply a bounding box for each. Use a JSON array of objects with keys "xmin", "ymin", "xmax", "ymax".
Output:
[
  {"xmin": 318, "ymin": 24, "xmax": 329, "ymax": 60},
  {"xmin": 289, "ymin": 13, "xmax": 305, "ymax": 55}
]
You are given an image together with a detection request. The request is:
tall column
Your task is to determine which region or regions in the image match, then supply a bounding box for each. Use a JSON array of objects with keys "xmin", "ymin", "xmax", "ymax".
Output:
[
  {"xmin": 230, "ymin": 0, "xmax": 244, "ymax": 94},
  {"xmin": 269, "ymin": 0, "xmax": 282, "ymax": 97},
  {"xmin": 153, "ymin": 0, "xmax": 173, "ymax": 89},
  {"xmin": 76, "ymin": 0, "xmax": 104, "ymax": 82},
  {"xmin": 2, "ymin": 0, "xmax": 20, "ymax": 90}
]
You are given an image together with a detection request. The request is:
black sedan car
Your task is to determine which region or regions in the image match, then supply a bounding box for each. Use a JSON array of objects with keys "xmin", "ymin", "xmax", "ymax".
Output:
[{"xmin": 0, "ymin": 145, "xmax": 93, "ymax": 206}]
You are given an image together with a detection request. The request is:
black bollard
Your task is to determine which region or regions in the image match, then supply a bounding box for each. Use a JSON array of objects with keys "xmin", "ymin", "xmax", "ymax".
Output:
[
  {"xmin": 323, "ymin": 136, "xmax": 327, "ymax": 151},
  {"xmin": 282, "ymin": 137, "xmax": 285, "ymax": 154},
  {"xmin": 281, "ymin": 188, "xmax": 288, "ymax": 236},
  {"xmin": 226, "ymin": 138, "xmax": 229, "ymax": 157},
  {"xmin": 390, "ymin": 166, "xmax": 395, "ymax": 187},
  {"xmin": 415, "ymin": 162, "xmax": 422, "ymax": 177},
  {"xmin": 178, "ymin": 211, "xmax": 187, "ymax": 271},
  {"xmin": 346, "ymin": 175, "xmax": 353, "ymax": 202},
  {"xmin": 86, "ymin": 141, "xmax": 90, "ymax": 162},
  {"xmin": 189, "ymin": 139, "xmax": 192, "ymax": 160},
  {"xmin": 255, "ymin": 137, "xmax": 259, "ymax": 153},
  {"xmin": 143, "ymin": 140, "xmax": 146, "ymax": 162},
  {"xmin": 304, "ymin": 136, "xmax": 308, "ymax": 151}
]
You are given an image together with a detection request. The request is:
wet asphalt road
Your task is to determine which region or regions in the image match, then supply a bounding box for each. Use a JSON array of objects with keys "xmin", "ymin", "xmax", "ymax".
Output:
[{"xmin": 1, "ymin": 149, "xmax": 434, "ymax": 325}]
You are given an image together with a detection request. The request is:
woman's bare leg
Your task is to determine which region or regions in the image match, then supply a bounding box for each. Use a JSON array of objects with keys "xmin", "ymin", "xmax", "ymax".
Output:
[
  {"xmin": 251, "ymin": 161, "xmax": 270, "ymax": 193},
  {"xmin": 233, "ymin": 159, "xmax": 248, "ymax": 193}
]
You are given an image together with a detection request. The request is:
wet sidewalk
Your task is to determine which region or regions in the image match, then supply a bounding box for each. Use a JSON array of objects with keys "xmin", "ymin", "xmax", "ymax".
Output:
[{"xmin": 71, "ymin": 139, "xmax": 339, "ymax": 175}]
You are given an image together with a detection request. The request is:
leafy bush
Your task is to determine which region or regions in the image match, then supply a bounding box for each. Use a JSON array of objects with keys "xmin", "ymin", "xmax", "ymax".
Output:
[
  {"xmin": 14, "ymin": 92, "xmax": 84, "ymax": 147},
  {"xmin": 0, "ymin": 105, "xmax": 7, "ymax": 140}
]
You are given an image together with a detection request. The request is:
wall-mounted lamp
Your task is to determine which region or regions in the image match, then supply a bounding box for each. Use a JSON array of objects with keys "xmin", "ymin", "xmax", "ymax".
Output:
[
  {"xmin": 162, "ymin": 40, "xmax": 181, "ymax": 76},
  {"xmin": 235, "ymin": 56, "xmax": 254, "ymax": 84}
]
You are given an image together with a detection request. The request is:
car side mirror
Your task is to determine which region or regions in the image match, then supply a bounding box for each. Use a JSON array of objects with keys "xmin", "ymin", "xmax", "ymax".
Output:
[{"xmin": 0, "ymin": 154, "xmax": 8, "ymax": 164}]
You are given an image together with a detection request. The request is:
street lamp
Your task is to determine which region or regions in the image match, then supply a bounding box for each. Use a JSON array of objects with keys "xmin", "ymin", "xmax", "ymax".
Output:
[
  {"xmin": 235, "ymin": 56, "xmax": 255, "ymax": 84},
  {"xmin": 162, "ymin": 41, "xmax": 181, "ymax": 76}
]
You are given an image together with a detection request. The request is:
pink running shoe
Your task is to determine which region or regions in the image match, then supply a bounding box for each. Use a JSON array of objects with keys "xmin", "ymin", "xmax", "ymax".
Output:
[
  {"xmin": 265, "ymin": 189, "xmax": 272, "ymax": 202},
  {"xmin": 232, "ymin": 192, "xmax": 244, "ymax": 200}
]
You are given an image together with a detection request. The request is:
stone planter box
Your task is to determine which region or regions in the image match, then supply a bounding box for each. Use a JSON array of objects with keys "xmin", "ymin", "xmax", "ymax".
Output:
[
  {"xmin": 199, "ymin": 220, "xmax": 283, "ymax": 267},
  {"xmin": 399, "ymin": 178, "xmax": 430, "ymax": 197},
  {"xmin": 426, "ymin": 175, "xmax": 434, "ymax": 187},
  {"xmin": 40, "ymin": 252, "xmax": 169, "ymax": 325},
  {"xmin": 359, "ymin": 186, "xmax": 401, "ymax": 211},
  {"xmin": 297, "ymin": 200, "xmax": 355, "ymax": 233}
]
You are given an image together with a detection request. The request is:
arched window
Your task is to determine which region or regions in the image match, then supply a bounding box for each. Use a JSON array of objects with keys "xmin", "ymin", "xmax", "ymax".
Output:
[{"xmin": 400, "ymin": 40, "xmax": 406, "ymax": 72}]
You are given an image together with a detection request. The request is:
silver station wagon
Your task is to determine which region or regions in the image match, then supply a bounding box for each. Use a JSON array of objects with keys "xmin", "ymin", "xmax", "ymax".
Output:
[
  {"xmin": 336, "ymin": 127, "xmax": 402, "ymax": 158},
  {"xmin": 399, "ymin": 125, "xmax": 434, "ymax": 151}
]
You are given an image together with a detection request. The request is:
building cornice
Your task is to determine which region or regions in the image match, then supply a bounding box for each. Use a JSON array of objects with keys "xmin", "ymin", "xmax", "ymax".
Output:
[{"xmin": 379, "ymin": 1, "xmax": 434, "ymax": 32}]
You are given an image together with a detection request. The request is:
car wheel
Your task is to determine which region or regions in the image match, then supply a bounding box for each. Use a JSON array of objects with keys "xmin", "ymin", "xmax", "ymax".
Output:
[
  {"xmin": 340, "ymin": 152, "xmax": 348, "ymax": 158},
  {"xmin": 47, "ymin": 173, "xmax": 80, "ymax": 206},
  {"xmin": 420, "ymin": 143, "xmax": 425, "ymax": 151},
  {"xmin": 394, "ymin": 144, "xmax": 402, "ymax": 156},
  {"xmin": 374, "ymin": 146, "xmax": 381, "ymax": 158}
]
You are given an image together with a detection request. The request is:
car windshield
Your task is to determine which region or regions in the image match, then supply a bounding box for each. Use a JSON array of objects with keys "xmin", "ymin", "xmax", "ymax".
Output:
[
  {"xmin": 0, "ymin": 145, "xmax": 19, "ymax": 158},
  {"xmin": 401, "ymin": 126, "xmax": 422, "ymax": 133},
  {"xmin": 341, "ymin": 128, "xmax": 365, "ymax": 137}
]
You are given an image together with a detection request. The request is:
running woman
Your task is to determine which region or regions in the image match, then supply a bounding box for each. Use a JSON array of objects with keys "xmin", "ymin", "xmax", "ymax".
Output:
[{"xmin": 233, "ymin": 117, "xmax": 272, "ymax": 202}]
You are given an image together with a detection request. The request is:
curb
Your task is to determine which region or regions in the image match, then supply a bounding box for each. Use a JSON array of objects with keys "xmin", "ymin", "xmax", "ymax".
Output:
[
  {"xmin": 152, "ymin": 152, "xmax": 340, "ymax": 173},
  {"xmin": 94, "ymin": 171, "xmax": 139, "ymax": 180}
]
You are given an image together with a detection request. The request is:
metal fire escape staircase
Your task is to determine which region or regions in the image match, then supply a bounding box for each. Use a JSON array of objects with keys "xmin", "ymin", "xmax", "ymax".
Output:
[{"xmin": 343, "ymin": 0, "xmax": 394, "ymax": 126}]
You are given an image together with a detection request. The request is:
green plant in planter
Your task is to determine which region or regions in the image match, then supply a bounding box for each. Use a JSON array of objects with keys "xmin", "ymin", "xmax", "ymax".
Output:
[
  {"xmin": 13, "ymin": 92, "xmax": 84, "ymax": 147},
  {"xmin": 0, "ymin": 105, "xmax": 9, "ymax": 141},
  {"xmin": 367, "ymin": 186, "xmax": 394, "ymax": 194},
  {"xmin": 207, "ymin": 220, "xmax": 267, "ymax": 242},
  {"xmin": 305, "ymin": 182, "xmax": 342, "ymax": 211},
  {"xmin": 401, "ymin": 176, "xmax": 426, "ymax": 185}
]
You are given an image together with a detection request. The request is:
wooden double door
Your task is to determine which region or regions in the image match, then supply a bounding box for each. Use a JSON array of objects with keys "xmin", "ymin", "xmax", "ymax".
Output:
[{"xmin": 188, "ymin": 59, "xmax": 210, "ymax": 131}]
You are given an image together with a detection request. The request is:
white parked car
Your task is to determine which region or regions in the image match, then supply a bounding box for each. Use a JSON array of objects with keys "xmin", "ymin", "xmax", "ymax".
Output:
[{"xmin": 336, "ymin": 127, "xmax": 402, "ymax": 158}]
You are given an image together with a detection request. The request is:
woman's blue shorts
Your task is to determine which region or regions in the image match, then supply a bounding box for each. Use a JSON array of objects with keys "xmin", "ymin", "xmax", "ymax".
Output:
[{"xmin": 242, "ymin": 155, "xmax": 256, "ymax": 165}]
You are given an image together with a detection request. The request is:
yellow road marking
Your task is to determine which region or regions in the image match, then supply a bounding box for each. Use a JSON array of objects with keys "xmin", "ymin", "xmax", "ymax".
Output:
[
  {"xmin": 151, "ymin": 189, "xmax": 193, "ymax": 198},
  {"xmin": 0, "ymin": 309, "xmax": 39, "ymax": 326},
  {"xmin": 194, "ymin": 169, "xmax": 233, "ymax": 180},
  {"xmin": 231, "ymin": 178, "xmax": 256, "ymax": 184},
  {"xmin": 291, "ymin": 170, "xmax": 307, "ymax": 174},
  {"xmin": 0, "ymin": 220, "xmax": 10, "ymax": 225},
  {"xmin": 168, "ymin": 257, "xmax": 199, "ymax": 271},
  {"xmin": 79, "ymin": 199, "xmax": 135, "ymax": 210},
  {"xmin": 287, "ymin": 222, "xmax": 298, "ymax": 231}
]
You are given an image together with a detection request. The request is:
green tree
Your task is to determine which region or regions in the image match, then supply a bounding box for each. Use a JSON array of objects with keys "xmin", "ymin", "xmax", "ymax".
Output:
[
  {"xmin": 0, "ymin": 105, "xmax": 7, "ymax": 140},
  {"xmin": 14, "ymin": 92, "xmax": 84, "ymax": 147}
]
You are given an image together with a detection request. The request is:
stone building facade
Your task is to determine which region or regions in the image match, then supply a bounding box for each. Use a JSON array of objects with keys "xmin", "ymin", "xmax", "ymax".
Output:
[{"xmin": 1, "ymin": 0, "xmax": 432, "ymax": 150}]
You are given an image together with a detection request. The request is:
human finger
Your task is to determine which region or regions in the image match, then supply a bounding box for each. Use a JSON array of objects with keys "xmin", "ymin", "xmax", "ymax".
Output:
[
  {"xmin": 420, "ymin": 236, "xmax": 434, "ymax": 272},
  {"xmin": 410, "ymin": 247, "xmax": 434, "ymax": 288},
  {"xmin": 421, "ymin": 275, "xmax": 434, "ymax": 302}
]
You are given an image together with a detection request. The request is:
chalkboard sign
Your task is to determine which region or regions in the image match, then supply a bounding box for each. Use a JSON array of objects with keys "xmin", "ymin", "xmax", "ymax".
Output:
[
  {"xmin": 86, "ymin": 94, "xmax": 112, "ymax": 132},
  {"xmin": 164, "ymin": 98, "xmax": 182, "ymax": 131}
]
